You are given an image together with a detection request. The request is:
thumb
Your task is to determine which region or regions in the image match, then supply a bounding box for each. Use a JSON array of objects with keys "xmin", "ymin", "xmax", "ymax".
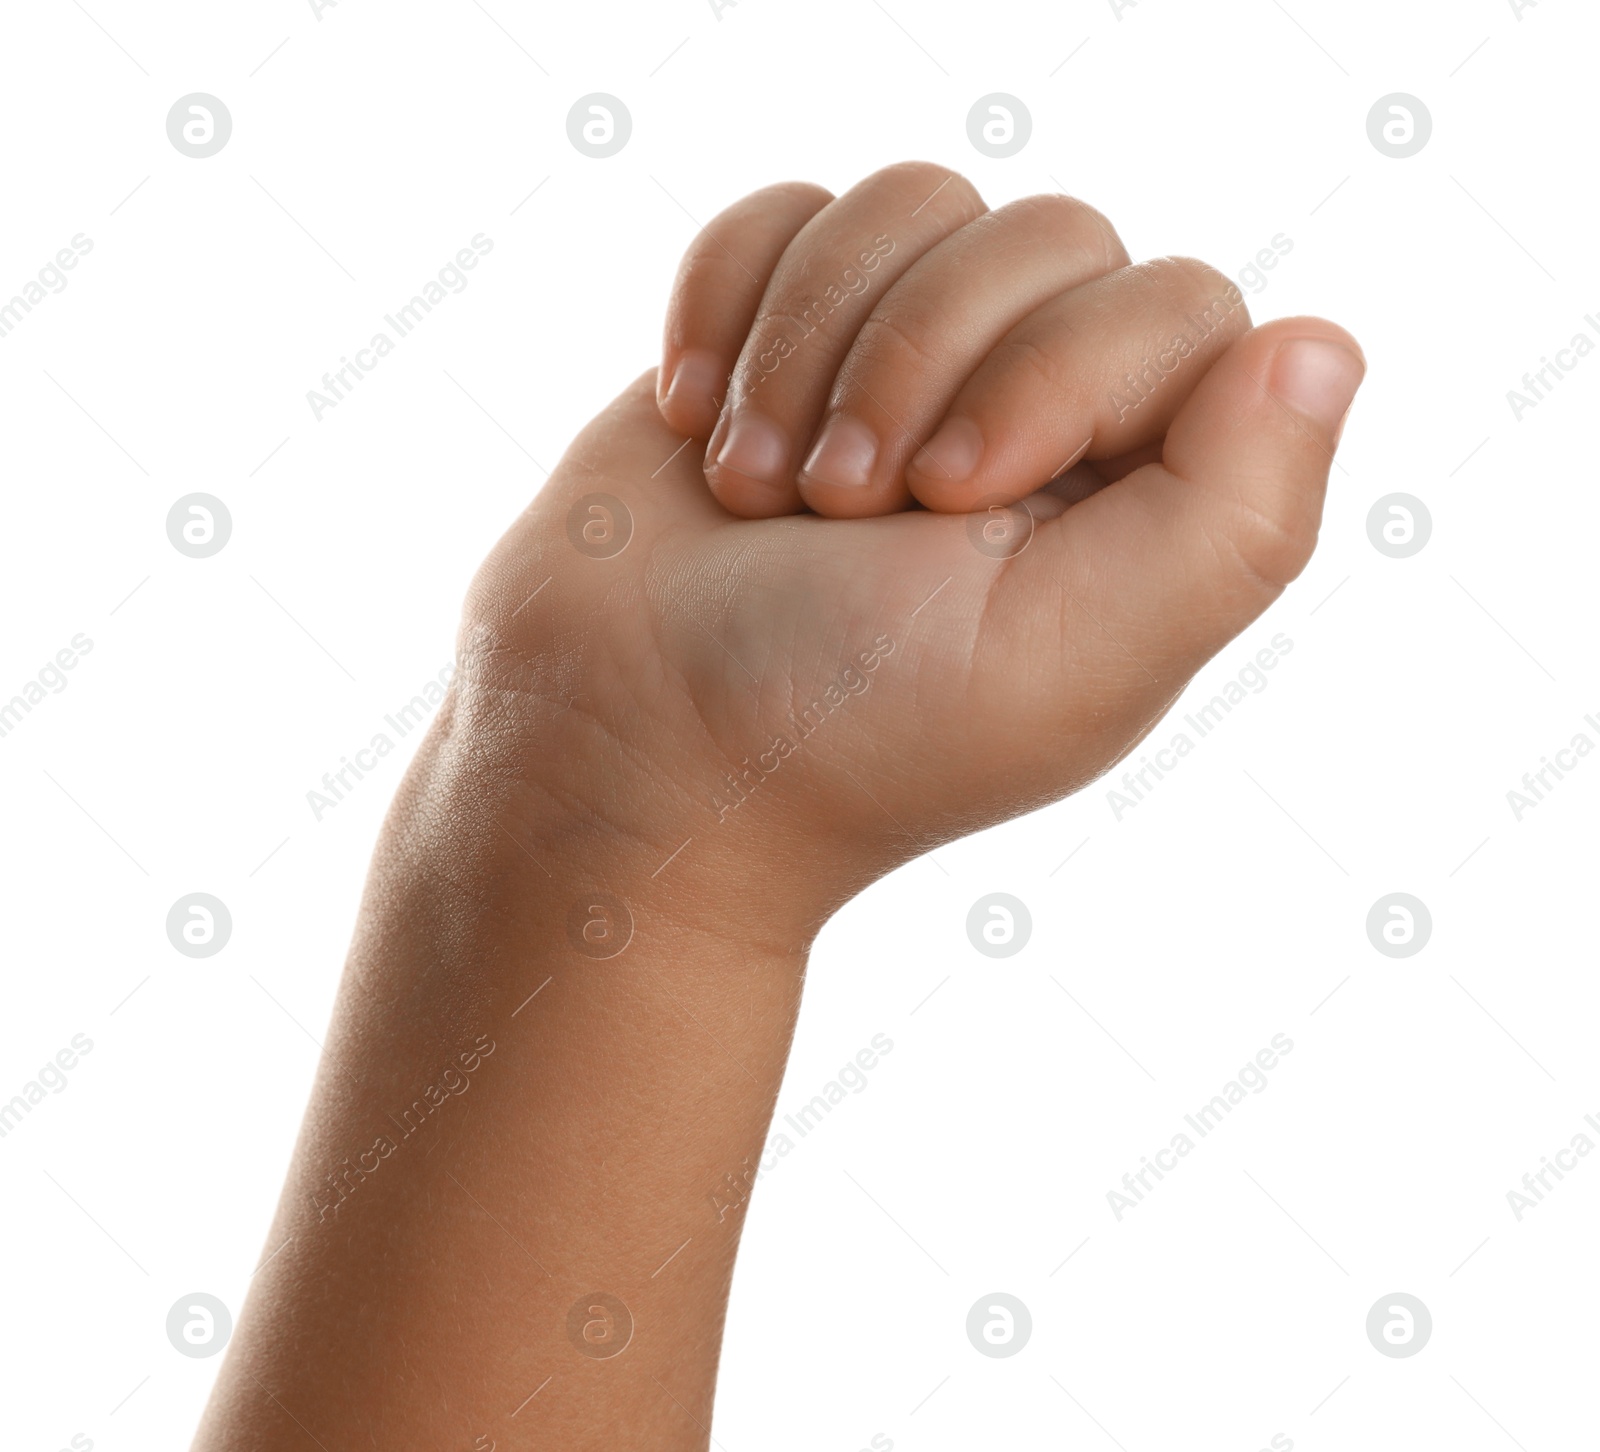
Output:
[{"xmin": 1024, "ymin": 316, "xmax": 1365, "ymax": 689}]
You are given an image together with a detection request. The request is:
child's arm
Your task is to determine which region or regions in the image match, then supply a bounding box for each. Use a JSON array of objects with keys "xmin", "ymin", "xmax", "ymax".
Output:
[
  {"xmin": 193, "ymin": 164, "xmax": 1362, "ymax": 1450},
  {"xmin": 192, "ymin": 719, "xmax": 812, "ymax": 1448}
]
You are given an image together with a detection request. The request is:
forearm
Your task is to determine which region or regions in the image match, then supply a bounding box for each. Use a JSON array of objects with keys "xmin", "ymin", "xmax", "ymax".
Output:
[{"xmin": 194, "ymin": 697, "xmax": 809, "ymax": 1450}]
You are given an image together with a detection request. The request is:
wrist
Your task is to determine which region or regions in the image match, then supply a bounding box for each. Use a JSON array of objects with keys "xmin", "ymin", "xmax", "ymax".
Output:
[{"xmin": 419, "ymin": 659, "xmax": 841, "ymax": 964}]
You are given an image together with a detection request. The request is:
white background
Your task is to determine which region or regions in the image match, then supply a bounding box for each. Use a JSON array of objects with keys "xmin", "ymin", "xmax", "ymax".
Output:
[{"xmin": 2, "ymin": 0, "xmax": 1595, "ymax": 1448}]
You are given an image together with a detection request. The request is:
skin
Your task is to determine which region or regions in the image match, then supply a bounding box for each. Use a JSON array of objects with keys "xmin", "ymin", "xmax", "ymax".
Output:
[{"xmin": 194, "ymin": 163, "xmax": 1363, "ymax": 1449}]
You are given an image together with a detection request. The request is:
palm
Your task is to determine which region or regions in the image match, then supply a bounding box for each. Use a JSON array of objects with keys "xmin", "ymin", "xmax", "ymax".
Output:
[{"xmin": 462, "ymin": 375, "xmax": 1226, "ymax": 861}]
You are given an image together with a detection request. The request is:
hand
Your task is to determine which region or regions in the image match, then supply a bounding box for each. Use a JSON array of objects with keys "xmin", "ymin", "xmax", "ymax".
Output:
[
  {"xmin": 195, "ymin": 163, "xmax": 1367, "ymax": 1452},
  {"xmin": 461, "ymin": 162, "xmax": 1363, "ymax": 948}
]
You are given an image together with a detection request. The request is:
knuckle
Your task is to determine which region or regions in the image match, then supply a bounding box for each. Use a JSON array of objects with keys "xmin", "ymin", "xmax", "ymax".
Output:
[
  {"xmin": 871, "ymin": 158, "xmax": 961, "ymax": 190},
  {"xmin": 682, "ymin": 184, "xmax": 832, "ymax": 280},
  {"xmin": 756, "ymin": 180, "xmax": 834, "ymax": 212},
  {"xmin": 999, "ymin": 193, "xmax": 1128, "ymax": 271},
  {"xmin": 677, "ymin": 249, "xmax": 733, "ymax": 291},
  {"xmin": 866, "ymin": 160, "xmax": 983, "ymax": 223},
  {"xmin": 1147, "ymin": 255, "xmax": 1252, "ymax": 333},
  {"xmin": 1215, "ymin": 484, "xmax": 1320, "ymax": 593},
  {"xmin": 842, "ymin": 309, "xmax": 943, "ymax": 379},
  {"xmin": 989, "ymin": 331, "xmax": 1069, "ymax": 398}
]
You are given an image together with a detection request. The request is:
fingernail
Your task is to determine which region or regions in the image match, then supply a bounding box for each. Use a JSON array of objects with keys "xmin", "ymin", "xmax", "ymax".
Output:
[
  {"xmin": 911, "ymin": 416, "xmax": 984, "ymax": 483},
  {"xmin": 801, "ymin": 415, "xmax": 879, "ymax": 489},
  {"xmin": 1270, "ymin": 339, "xmax": 1365, "ymax": 437},
  {"xmin": 714, "ymin": 412, "xmax": 789, "ymax": 486},
  {"xmin": 664, "ymin": 349, "xmax": 722, "ymax": 418}
]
